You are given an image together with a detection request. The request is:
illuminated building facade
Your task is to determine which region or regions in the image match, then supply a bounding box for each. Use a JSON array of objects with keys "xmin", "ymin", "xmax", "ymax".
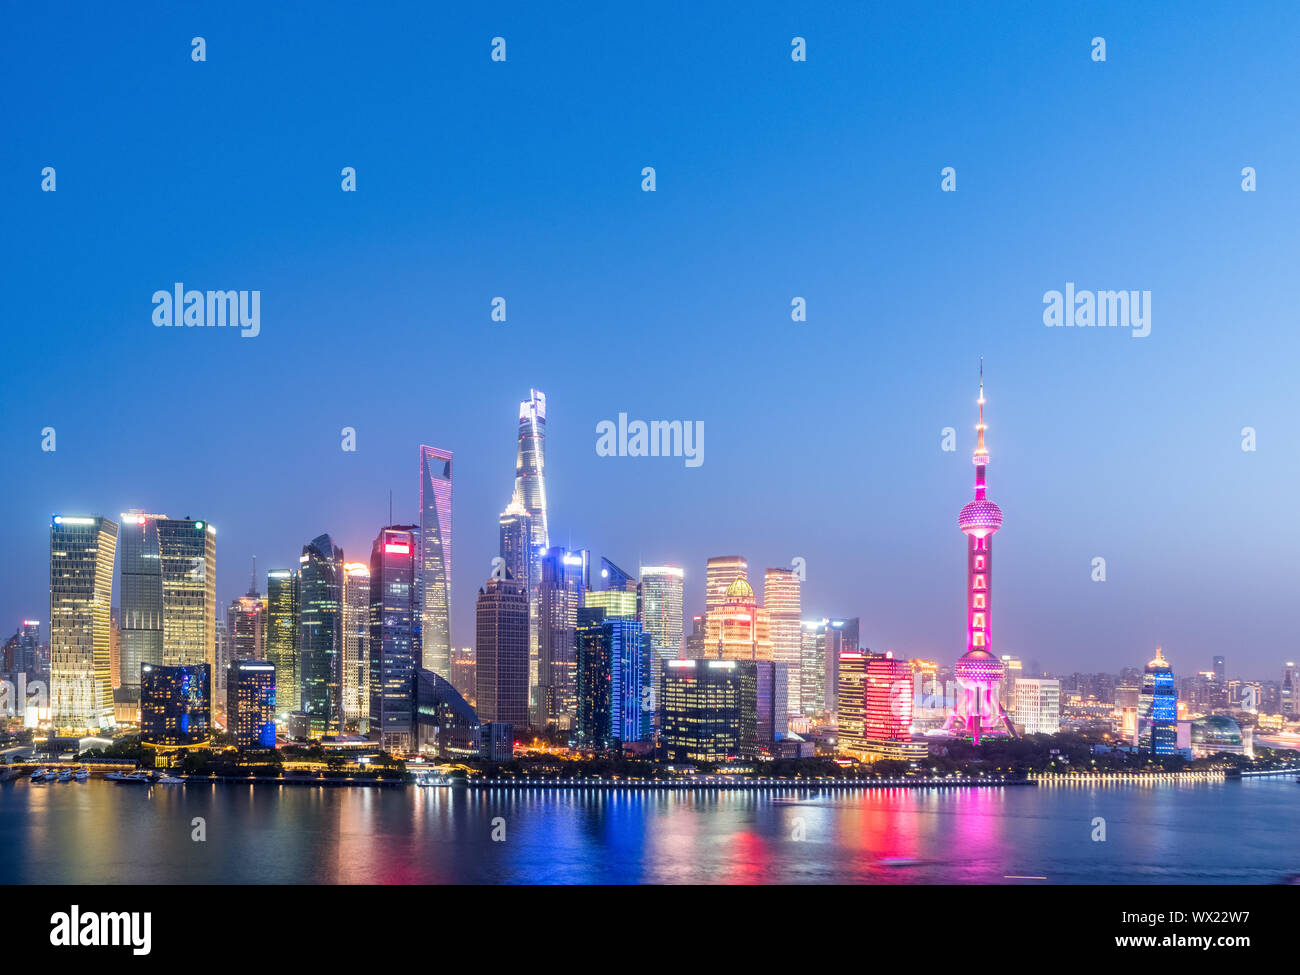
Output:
[
  {"xmin": 537, "ymin": 546, "xmax": 587, "ymax": 728},
  {"xmin": 582, "ymin": 588, "xmax": 638, "ymax": 620},
  {"xmin": 228, "ymin": 592, "xmax": 264, "ymax": 662},
  {"xmin": 800, "ymin": 621, "xmax": 826, "ymax": 716},
  {"xmin": 946, "ymin": 364, "xmax": 1015, "ymax": 744},
  {"xmin": 704, "ymin": 556, "xmax": 747, "ymax": 649},
  {"xmin": 108, "ymin": 609, "xmax": 121, "ymax": 690},
  {"xmin": 999, "ymin": 654, "xmax": 1022, "ymax": 715},
  {"xmin": 50, "ymin": 515, "xmax": 119, "ymax": 733},
  {"xmin": 265, "ymin": 569, "xmax": 299, "ymax": 717},
  {"xmin": 715, "ymin": 577, "xmax": 773, "ymax": 661},
  {"xmin": 741, "ymin": 660, "xmax": 788, "ymax": 752},
  {"xmin": 342, "ymin": 561, "xmax": 370, "ymax": 729},
  {"xmin": 576, "ymin": 606, "xmax": 653, "ymax": 747},
  {"xmin": 659, "ymin": 659, "xmax": 743, "ymax": 763},
  {"xmin": 865, "ymin": 654, "xmax": 913, "ymax": 741},
  {"xmin": 836, "ymin": 651, "xmax": 870, "ymax": 754},
  {"xmin": 369, "ymin": 527, "xmax": 419, "ymax": 752},
  {"xmin": 118, "ymin": 512, "xmax": 163, "ymax": 704},
  {"xmin": 415, "ymin": 667, "xmax": 481, "ymax": 757},
  {"xmin": 498, "ymin": 501, "xmax": 533, "ymax": 598},
  {"xmin": 140, "ymin": 662, "xmax": 210, "ymax": 747},
  {"xmin": 419, "ymin": 445, "xmax": 453, "ymax": 677},
  {"xmin": 764, "ymin": 568, "xmax": 802, "ymax": 713},
  {"xmin": 156, "ymin": 517, "xmax": 217, "ymax": 673},
  {"xmin": 513, "ymin": 390, "xmax": 549, "ymax": 706},
  {"xmin": 1012, "ymin": 678, "xmax": 1060, "ymax": 735},
  {"xmin": 299, "ymin": 533, "xmax": 344, "ymax": 738},
  {"xmin": 1139, "ymin": 647, "xmax": 1177, "ymax": 754},
  {"xmin": 1282, "ymin": 662, "xmax": 1298, "ymax": 719},
  {"xmin": 639, "ymin": 564, "xmax": 684, "ymax": 676},
  {"xmin": 227, "ymin": 658, "xmax": 276, "ymax": 749},
  {"xmin": 475, "ymin": 572, "xmax": 530, "ymax": 728}
]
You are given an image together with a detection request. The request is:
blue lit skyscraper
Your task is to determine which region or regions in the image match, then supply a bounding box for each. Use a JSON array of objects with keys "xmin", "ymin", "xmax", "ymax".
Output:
[
  {"xmin": 576, "ymin": 606, "xmax": 652, "ymax": 747},
  {"xmin": 1139, "ymin": 646, "xmax": 1178, "ymax": 755}
]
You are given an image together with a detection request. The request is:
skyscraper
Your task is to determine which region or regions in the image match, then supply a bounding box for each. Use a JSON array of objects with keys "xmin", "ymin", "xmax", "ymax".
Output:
[
  {"xmin": 865, "ymin": 654, "xmax": 913, "ymax": 741},
  {"xmin": 498, "ymin": 501, "xmax": 533, "ymax": 596},
  {"xmin": 475, "ymin": 572, "xmax": 530, "ymax": 730},
  {"xmin": 228, "ymin": 592, "xmax": 265, "ymax": 662},
  {"xmin": 227, "ymin": 658, "xmax": 277, "ymax": 749},
  {"xmin": 582, "ymin": 588, "xmax": 638, "ymax": 620},
  {"xmin": 118, "ymin": 512, "xmax": 163, "ymax": 704},
  {"xmin": 1139, "ymin": 647, "xmax": 1177, "ymax": 754},
  {"xmin": 369, "ymin": 527, "xmax": 419, "ymax": 752},
  {"xmin": 1013, "ymin": 678, "xmax": 1061, "ymax": 735},
  {"xmin": 715, "ymin": 577, "xmax": 773, "ymax": 661},
  {"xmin": 342, "ymin": 561, "xmax": 371, "ymax": 729},
  {"xmin": 299, "ymin": 533, "xmax": 344, "ymax": 738},
  {"xmin": 660, "ymin": 659, "xmax": 743, "ymax": 763},
  {"xmin": 50, "ymin": 515, "xmax": 119, "ymax": 733},
  {"xmin": 512, "ymin": 390, "xmax": 550, "ymax": 708},
  {"xmin": 1282, "ymin": 662, "xmax": 1298, "ymax": 719},
  {"xmin": 640, "ymin": 564, "xmax": 684, "ymax": 687},
  {"xmin": 836, "ymin": 651, "xmax": 870, "ymax": 754},
  {"xmin": 156, "ymin": 517, "xmax": 217, "ymax": 673},
  {"xmin": 946, "ymin": 363, "xmax": 1015, "ymax": 744},
  {"xmin": 800, "ymin": 620, "xmax": 827, "ymax": 716},
  {"xmin": 419, "ymin": 444, "xmax": 453, "ymax": 677},
  {"xmin": 763, "ymin": 568, "xmax": 801, "ymax": 713},
  {"xmin": 576, "ymin": 606, "xmax": 653, "ymax": 747},
  {"xmin": 513, "ymin": 389, "xmax": 550, "ymax": 559},
  {"xmin": 265, "ymin": 569, "xmax": 299, "ymax": 718},
  {"xmin": 140, "ymin": 662, "xmax": 210, "ymax": 748},
  {"xmin": 537, "ymin": 546, "xmax": 586, "ymax": 728},
  {"xmin": 704, "ymin": 556, "xmax": 747, "ymax": 650}
]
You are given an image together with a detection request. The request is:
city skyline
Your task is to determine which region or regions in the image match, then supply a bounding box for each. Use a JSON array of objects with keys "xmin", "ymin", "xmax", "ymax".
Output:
[
  {"xmin": 4, "ymin": 5, "xmax": 1299, "ymax": 679},
  {"xmin": 12, "ymin": 373, "xmax": 1291, "ymax": 685}
]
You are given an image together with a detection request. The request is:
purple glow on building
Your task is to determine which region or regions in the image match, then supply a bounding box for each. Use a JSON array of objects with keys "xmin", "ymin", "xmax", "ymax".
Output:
[{"xmin": 946, "ymin": 362, "xmax": 1015, "ymax": 745}]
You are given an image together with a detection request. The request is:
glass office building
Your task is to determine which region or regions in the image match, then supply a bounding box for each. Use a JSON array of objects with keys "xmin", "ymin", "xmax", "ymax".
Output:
[
  {"xmin": 227, "ymin": 658, "xmax": 276, "ymax": 749},
  {"xmin": 140, "ymin": 662, "xmax": 211, "ymax": 747},
  {"xmin": 50, "ymin": 515, "xmax": 119, "ymax": 733},
  {"xmin": 299, "ymin": 534, "xmax": 344, "ymax": 738},
  {"xmin": 369, "ymin": 526, "xmax": 419, "ymax": 752},
  {"xmin": 265, "ymin": 569, "xmax": 299, "ymax": 717},
  {"xmin": 419, "ymin": 445, "xmax": 453, "ymax": 677}
]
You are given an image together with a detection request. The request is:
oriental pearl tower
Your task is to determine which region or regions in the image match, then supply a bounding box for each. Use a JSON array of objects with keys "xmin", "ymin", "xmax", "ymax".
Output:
[{"xmin": 946, "ymin": 360, "xmax": 1017, "ymax": 744}]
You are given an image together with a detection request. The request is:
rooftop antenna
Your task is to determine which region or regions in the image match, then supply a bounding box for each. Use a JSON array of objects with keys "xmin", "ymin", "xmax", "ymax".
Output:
[{"xmin": 389, "ymin": 489, "xmax": 393, "ymax": 526}]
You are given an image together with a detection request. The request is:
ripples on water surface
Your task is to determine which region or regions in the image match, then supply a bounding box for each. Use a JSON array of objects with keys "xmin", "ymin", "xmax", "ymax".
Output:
[{"xmin": 2, "ymin": 778, "xmax": 1295, "ymax": 884}]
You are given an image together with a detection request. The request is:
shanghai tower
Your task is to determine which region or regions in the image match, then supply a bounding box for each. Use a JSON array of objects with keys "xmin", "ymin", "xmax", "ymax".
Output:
[{"xmin": 510, "ymin": 390, "xmax": 549, "ymax": 700}]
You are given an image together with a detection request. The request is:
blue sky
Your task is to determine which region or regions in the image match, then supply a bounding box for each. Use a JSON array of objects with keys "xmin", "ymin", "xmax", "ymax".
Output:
[{"xmin": 2, "ymin": 2, "xmax": 1298, "ymax": 679}]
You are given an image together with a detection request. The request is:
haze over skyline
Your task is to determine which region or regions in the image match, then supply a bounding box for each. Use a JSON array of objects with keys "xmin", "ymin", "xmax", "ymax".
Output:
[{"xmin": 3, "ymin": 2, "xmax": 1298, "ymax": 679}]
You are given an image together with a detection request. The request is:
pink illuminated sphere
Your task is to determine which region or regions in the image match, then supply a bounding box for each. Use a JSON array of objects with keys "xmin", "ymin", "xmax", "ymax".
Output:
[
  {"xmin": 954, "ymin": 649, "xmax": 1004, "ymax": 690},
  {"xmin": 958, "ymin": 499, "xmax": 1003, "ymax": 537}
]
